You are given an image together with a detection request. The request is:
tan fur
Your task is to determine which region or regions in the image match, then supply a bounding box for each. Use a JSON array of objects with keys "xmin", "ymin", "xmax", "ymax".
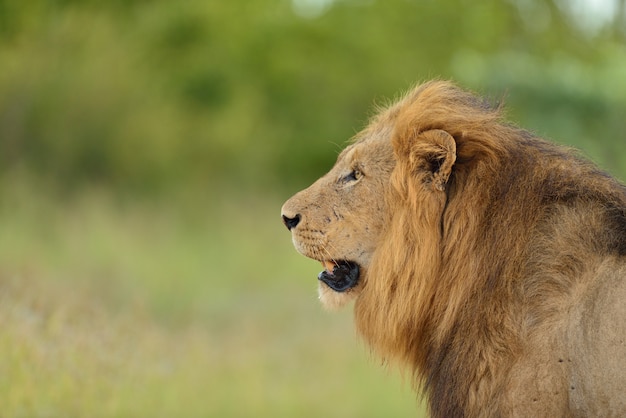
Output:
[{"xmin": 281, "ymin": 81, "xmax": 626, "ymax": 417}]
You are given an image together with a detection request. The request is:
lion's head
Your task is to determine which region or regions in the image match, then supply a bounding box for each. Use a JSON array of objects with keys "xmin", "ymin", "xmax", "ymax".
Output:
[{"xmin": 281, "ymin": 81, "xmax": 499, "ymax": 311}]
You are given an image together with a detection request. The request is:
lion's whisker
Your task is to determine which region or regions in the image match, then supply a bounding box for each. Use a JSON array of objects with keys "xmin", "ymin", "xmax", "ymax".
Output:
[{"xmin": 318, "ymin": 239, "xmax": 339, "ymax": 266}]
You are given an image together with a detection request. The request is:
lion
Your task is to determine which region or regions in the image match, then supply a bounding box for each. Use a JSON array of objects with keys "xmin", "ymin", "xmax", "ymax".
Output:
[{"xmin": 281, "ymin": 81, "xmax": 626, "ymax": 417}]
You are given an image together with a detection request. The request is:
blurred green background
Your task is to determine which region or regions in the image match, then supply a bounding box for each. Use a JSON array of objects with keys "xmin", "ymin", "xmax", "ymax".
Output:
[{"xmin": 0, "ymin": 0, "xmax": 625, "ymax": 416}]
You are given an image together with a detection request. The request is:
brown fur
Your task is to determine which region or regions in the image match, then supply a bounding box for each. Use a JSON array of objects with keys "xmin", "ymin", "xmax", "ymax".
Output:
[{"xmin": 281, "ymin": 81, "xmax": 626, "ymax": 417}]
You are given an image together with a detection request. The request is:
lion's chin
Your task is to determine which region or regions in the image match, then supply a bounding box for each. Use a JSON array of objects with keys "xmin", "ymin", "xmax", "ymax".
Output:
[{"xmin": 318, "ymin": 282, "xmax": 359, "ymax": 311}]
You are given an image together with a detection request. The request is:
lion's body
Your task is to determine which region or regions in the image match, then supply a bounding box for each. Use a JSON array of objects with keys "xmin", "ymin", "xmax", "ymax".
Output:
[{"xmin": 281, "ymin": 81, "xmax": 626, "ymax": 417}]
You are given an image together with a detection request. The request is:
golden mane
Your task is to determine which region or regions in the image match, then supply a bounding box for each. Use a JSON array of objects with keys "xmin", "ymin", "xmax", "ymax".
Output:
[{"xmin": 353, "ymin": 81, "xmax": 626, "ymax": 417}]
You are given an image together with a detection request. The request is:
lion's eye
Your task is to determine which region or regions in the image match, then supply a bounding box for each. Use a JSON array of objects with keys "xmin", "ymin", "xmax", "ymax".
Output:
[{"xmin": 342, "ymin": 168, "xmax": 362, "ymax": 183}]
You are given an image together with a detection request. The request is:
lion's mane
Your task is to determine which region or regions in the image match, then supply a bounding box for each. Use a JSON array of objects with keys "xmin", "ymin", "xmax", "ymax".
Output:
[{"xmin": 353, "ymin": 82, "xmax": 626, "ymax": 417}]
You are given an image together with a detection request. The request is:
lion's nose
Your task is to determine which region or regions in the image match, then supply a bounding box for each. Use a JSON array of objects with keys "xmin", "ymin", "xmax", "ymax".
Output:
[{"xmin": 282, "ymin": 213, "xmax": 301, "ymax": 231}]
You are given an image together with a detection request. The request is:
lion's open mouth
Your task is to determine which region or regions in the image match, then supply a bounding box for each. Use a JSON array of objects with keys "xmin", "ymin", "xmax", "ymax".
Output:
[{"xmin": 318, "ymin": 260, "xmax": 360, "ymax": 292}]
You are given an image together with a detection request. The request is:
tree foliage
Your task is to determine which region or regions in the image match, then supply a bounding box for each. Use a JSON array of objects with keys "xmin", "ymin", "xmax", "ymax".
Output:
[{"xmin": 0, "ymin": 0, "xmax": 624, "ymax": 194}]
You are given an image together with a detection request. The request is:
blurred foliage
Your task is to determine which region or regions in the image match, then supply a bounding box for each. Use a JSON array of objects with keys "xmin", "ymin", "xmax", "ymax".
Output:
[{"xmin": 0, "ymin": 0, "xmax": 625, "ymax": 197}]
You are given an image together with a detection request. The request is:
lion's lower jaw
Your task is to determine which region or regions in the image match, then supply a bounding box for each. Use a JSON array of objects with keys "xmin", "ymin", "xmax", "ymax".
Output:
[{"xmin": 318, "ymin": 282, "xmax": 358, "ymax": 310}]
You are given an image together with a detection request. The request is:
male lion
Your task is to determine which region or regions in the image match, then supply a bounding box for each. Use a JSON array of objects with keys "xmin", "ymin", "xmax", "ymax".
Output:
[{"xmin": 281, "ymin": 81, "xmax": 626, "ymax": 417}]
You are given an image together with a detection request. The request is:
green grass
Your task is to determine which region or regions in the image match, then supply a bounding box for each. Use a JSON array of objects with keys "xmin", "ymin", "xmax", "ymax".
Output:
[{"xmin": 0, "ymin": 182, "xmax": 425, "ymax": 417}]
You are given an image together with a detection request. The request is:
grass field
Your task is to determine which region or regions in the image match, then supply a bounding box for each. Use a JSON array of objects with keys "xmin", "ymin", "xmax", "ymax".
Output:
[{"xmin": 0, "ymin": 181, "xmax": 425, "ymax": 417}]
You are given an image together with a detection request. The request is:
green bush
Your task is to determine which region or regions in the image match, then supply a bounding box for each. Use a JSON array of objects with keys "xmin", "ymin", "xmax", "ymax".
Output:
[{"xmin": 0, "ymin": 0, "xmax": 624, "ymax": 194}]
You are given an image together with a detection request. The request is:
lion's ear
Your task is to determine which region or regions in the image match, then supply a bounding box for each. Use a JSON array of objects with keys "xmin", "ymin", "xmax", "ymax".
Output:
[{"xmin": 398, "ymin": 129, "xmax": 457, "ymax": 192}]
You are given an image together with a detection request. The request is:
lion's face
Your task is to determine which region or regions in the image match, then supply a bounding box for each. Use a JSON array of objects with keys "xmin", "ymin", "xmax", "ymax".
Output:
[{"xmin": 281, "ymin": 133, "xmax": 395, "ymax": 309}]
